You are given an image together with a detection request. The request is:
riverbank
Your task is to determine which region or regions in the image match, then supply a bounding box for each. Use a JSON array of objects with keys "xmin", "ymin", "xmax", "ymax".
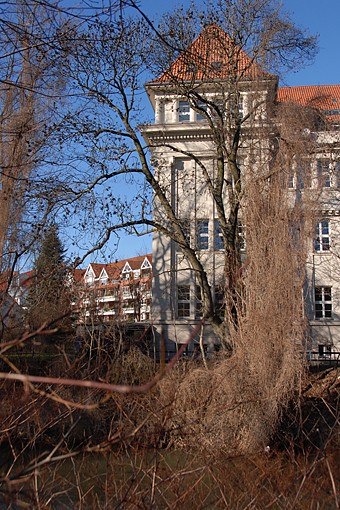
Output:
[{"xmin": 0, "ymin": 348, "xmax": 338, "ymax": 508}]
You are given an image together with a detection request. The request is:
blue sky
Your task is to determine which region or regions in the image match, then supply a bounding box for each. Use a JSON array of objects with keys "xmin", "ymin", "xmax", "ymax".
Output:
[
  {"xmin": 280, "ymin": 0, "xmax": 340, "ymax": 86},
  {"xmin": 139, "ymin": 0, "xmax": 340, "ymax": 87},
  {"xmin": 86, "ymin": 0, "xmax": 340, "ymax": 263}
]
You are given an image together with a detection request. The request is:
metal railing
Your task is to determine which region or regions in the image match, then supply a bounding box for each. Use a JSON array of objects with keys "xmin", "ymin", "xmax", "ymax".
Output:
[{"xmin": 307, "ymin": 351, "xmax": 340, "ymax": 366}]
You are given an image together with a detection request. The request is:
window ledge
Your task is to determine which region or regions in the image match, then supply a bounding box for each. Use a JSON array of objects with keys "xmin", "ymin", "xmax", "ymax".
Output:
[{"xmin": 310, "ymin": 320, "xmax": 340, "ymax": 325}]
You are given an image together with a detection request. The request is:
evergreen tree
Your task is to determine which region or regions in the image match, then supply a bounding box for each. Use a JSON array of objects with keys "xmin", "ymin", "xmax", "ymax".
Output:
[{"xmin": 27, "ymin": 225, "xmax": 71, "ymax": 338}]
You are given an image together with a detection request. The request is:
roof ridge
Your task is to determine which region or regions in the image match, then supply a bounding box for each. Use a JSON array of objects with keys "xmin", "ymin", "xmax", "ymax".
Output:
[{"xmin": 151, "ymin": 23, "xmax": 268, "ymax": 84}]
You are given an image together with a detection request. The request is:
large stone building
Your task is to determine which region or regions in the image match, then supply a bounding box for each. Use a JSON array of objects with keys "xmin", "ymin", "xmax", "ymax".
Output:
[{"xmin": 141, "ymin": 24, "xmax": 340, "ymax": 359}]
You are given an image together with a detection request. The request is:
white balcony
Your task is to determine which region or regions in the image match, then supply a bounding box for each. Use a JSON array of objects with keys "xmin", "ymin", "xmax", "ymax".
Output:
[
  {"xmin": 98, "ymin": 294, "xmax": 119, "ymax": 303},
  {"xmin": 122, "ymin": 307, "xmax": 135, "ymax": 314}
]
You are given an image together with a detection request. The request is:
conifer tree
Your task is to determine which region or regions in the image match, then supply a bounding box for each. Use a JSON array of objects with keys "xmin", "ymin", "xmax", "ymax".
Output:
[{"xmin": 27, "ymin": 224, "xmax": 71, "ymax": 339}]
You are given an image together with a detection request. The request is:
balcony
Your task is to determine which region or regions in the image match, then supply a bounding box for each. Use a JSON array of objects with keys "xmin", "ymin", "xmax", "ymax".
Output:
[{"xmin": 97, "ymin": 294, "xmax": 119, "ymax": 303}]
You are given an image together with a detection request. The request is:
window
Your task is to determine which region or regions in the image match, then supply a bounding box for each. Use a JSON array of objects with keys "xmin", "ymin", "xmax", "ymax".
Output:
[
  {"xmin": 211, "ymin": 99, "xmax": 226, "ymax": 124},
  {"xmin": 177, "ymin": 285, "xmax": 190, "ymax": 318},
  {"xmin": 336, "ymin": 161, "xmax": 340, "ymax": 188},
  {"xmin": 288, "ymin": 160, "xmax": 311, "ymax": 189},
  {"xmin": 195, "ymin": 285, "xmax": 202, "ymax": 318},
  {"xmin": 214, "ymin": 285, "xmax": 225, "ymax": 316},
  {"xmin": 174, "ymin": 158, "xmax": 185, "ymax": 171},
  {"xmin": 288, "ymin": 173, "xmax": 295, "ymax": 189},
  {"xmin": 122, "ymin": 286, "xmax": 131, "ymax": 298},
  {"xmin": 230, "ymin": 95, "xmax": 244, "ymax": 120},
  {"xmin": 214, "ymin": 219, "xmax": 224, "ymax": 250},
  {"xmin": 186, "ymin": 63, "xmax": 198, "ymax": 73},
  {"xmin": 318, "ymin": 344, "xmax": 332, "ymax": 357},
  {"xmin": 238, "ymin": 222, "xmax": 246, "ymax": 251},
  {"xmin": 317, "ymin": 159, "xmax": 331, "ymax": 188},
  {"xmin": 197, "ymin": 220, "xmax": 209, "ymax": 250},
  {"xmin": 178, "ymin": 101, "xmax": 190, "ymax": 122},
  {"xmin": 196, "ymin": 101, "xmax": 207, "ymax": 122},
  {"xmin": 323, "ymin": 109, "xmax": 340, "ymax": 116},
  {"xmin": 238, "ymin": 95, "xmax": 244, "ymax": 119},
  {"xmin": 315, "ymin": 286, "xmax": 332, "ymax": 319},
  {"xmin": 211, "ymin": 61, "xmax": 222, "ymax": 71},
  {"xmin": 177, "ymin": 219, "xmax": 190, "ymax": 251},
  {"xmin": 314, "ymin": 220, "xmax": 330, "ymax": 252}
]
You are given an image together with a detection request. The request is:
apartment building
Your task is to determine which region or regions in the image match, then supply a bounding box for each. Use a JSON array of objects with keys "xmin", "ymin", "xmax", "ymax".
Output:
[
  {"xmin": 74, "ymin": 254, "xmax": 152, "ymax": 324},
  {"xmin": 141, "ymin": 24, "xmax": 340, "ymax": 358}
]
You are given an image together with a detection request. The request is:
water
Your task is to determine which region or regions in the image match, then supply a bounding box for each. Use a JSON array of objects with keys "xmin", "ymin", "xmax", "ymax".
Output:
[{"xmin": 1, "ymin": 447, "xmax": 338, "ymax": 509}]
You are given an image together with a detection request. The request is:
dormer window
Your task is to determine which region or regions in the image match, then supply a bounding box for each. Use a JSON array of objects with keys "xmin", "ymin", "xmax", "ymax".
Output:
[
  {"xmin": 211, "ymin": 61, "xmax": 222, "ymax": 71},
  {"xmin": 186, "ymin": 63, "xmax": 198, "ymax": 73}
]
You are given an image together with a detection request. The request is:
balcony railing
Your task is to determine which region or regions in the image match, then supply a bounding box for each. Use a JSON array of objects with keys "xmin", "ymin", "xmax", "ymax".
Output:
[
  {"xmin": 97, "ymin": 294, "xmax": 119, "ymax": 303},
  {"xmin": 307, "ymin": 351, "xmax": 340, "ymax": 366}
]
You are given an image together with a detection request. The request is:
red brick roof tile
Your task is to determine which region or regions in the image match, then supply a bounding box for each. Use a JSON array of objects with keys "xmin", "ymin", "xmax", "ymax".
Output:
[
  {"xmin": 277, "ymin": 85, "xmax": 340, "ymax": 121},
  {"xmin": 153, "ymin": 24, "xmax": 268, "ymax": 83}
]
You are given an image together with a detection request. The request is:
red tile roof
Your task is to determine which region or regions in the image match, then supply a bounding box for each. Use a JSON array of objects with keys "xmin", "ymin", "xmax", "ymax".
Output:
[
  {"xmin": 88, "ymin": 263, "xmax": 106, "ymax": 278},
  {"xmin": 277, "ymin": 85, "xmax": 340, "ymax": 121},
  {"xmin": 80, "ymin": 254, "xmax": 152, "ymax": 285},
  {"xmin": 153, "ymin": 24, "xmax": 268, "ymax": 83},
  {"xmin": 0, "ymin": 270, "xmax": 34, "ymax": 291},
  {"xmin": 73, "ymin": 268, "xmax": 86, "ymax": 283},
  {"xmin": 121, "ymin": 254, "xmax": 152, "ymax": 271}
]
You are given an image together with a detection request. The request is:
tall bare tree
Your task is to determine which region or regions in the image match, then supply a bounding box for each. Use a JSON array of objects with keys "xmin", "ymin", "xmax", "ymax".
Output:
[
  {"xmin": 0, "ymin": 0, "xmax": 70, "ymax": 272},
  {"xmin": 55, "ymin": 0, "xmax": 317, "ymax": 352}
]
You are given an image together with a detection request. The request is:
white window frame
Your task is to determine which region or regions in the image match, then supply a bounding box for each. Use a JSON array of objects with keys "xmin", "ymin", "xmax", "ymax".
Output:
[
  {"xmin": 288, "ymin": 159, "xmax": 311, "ymax": 190},
  {"xmin": 314, "ymin": 220, "xmax": 330, "ymax": 252},
  {"xmin": 314, "ymin": 286, "xmax": 332, "ymax": 319},
  {"xmin": 238, "ymin": 95, "xmax": 244, "ymax": 119},
  {"xmin": 196, "ymin": 219, "xmax": 209, "ymax": 250},
  {"xmin": 178, "ymin": 100, "xmax": 190, "ymax": 122},
  {"xmin": 195, "ymin": 100, "xmax": 208, "ymax": 122},
  {"xmin": 238, "ymin": 222, "xmax": 246, "ymax": 252}
]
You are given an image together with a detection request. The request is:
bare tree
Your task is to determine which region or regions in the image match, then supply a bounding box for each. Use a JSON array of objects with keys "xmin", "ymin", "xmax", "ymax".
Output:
[
  {"xmin": 0, "ymin": 0, "xmax": 130, "ymax": 273},
  {"xmin": 0, "ymin": 1, "xmax": 66, "ymax": 266},
  {"xmin": 55, "ymin": 0, "xmax": 317, "ymax": 352}
]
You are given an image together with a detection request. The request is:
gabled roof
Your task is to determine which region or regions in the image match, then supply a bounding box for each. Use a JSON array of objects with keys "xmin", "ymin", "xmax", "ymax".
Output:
[
  {"xmin": 122, "ymin": 261, "xmax": 132, "ymax": 273},
  {"xmin": 19, "ymin": 270, "xmax": 35, "ymax": 288},
  {"xmin": 0, "ymin": 270, "xmax": 34, "ymax": 291},
  {"xmin": 121, "ymin": 254, "xmax": 152, "ymax": 272},
  {"xmin": 277, "ymin": 85, "xmax": 340, "ymax": 122},
  {"xmin": 90, "ymin": 263, "xmax": 106, "ymax": 277},
  {"xmin": 73, "ymin": 268, "xmax": 86, "ymax": 283},
  {"xmin": 84, "ymin": 263, "xmax": 107, "ymax": 280},
  {"xmin": 153, "ymin": 23, "xmax": 269, "ymax": 84},
  {"xmin": 141, "ymin": 256, "xmax": 152, "ymax": 270},
  {"xmin": 105, "ymin": 261, "xmax": 125, "ymax": 280},
  {"xmin": 98, "ymin": 268, "xmax": 108, "ymax": 279},
  {"xmin": 81, "ymin": 254, "xmax": 152, "ymax": 285}
]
